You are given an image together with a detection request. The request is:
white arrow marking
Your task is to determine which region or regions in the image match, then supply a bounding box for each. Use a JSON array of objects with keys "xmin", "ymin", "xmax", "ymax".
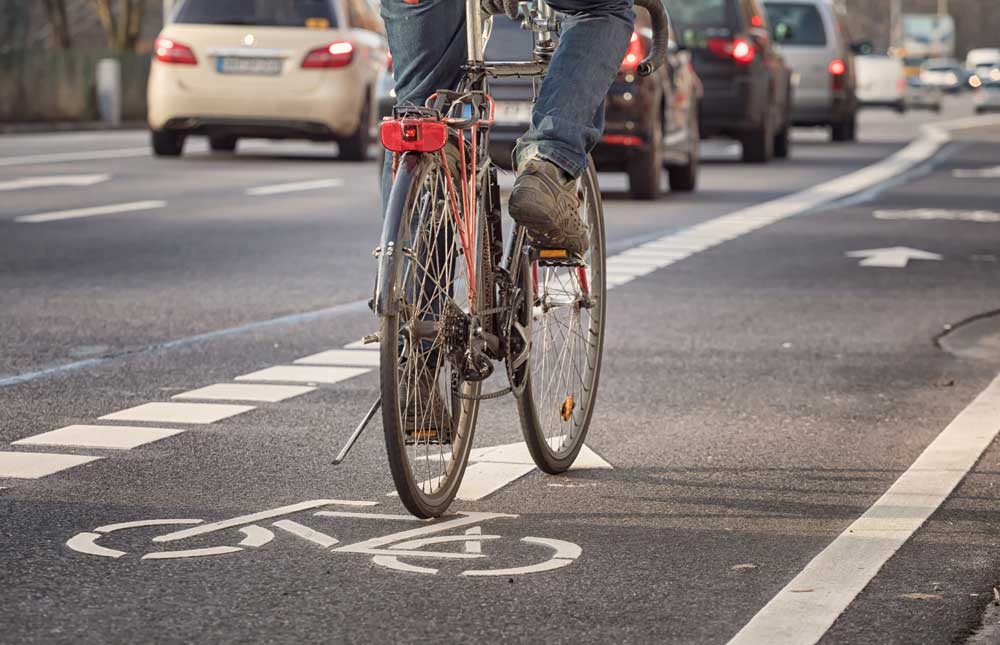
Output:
[
  {"xmin": 845, "ymin": 246, "xmax": 943, "ymax": 268},
  {"xmin": 953, "ymin": 165, "xmax": 1000, "ymax": 178},
  {"xmin": 0, "ymin": 174, "xmax": 110, "ymax": 192}
]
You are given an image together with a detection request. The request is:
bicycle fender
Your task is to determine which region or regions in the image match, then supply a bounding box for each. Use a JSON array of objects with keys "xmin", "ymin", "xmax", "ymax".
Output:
[{"xmin": 375, "ymin": 152, "xmax": 428, "ymax": 317}]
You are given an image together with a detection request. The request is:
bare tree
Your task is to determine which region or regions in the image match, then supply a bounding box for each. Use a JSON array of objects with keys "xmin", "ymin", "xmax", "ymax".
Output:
[
  {"xmin": 41, "ymin": 0, "xmax": 74, "ymax": 48},
  {"xmin": 89, "ymin": 0, "xmax": 147, "ymax": 51}
]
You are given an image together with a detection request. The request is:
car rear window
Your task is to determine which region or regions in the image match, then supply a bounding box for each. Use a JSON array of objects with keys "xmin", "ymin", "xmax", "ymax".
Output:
[
  {"xmin": 661, "ymin": 0, "xmax": 728, "ymax": 27},
  {"xmin": 174, "ymin": 0, "xmax": 337, "ymax": 28},
  {"xmin": 764, "ymin": 2, "xmax": 826, "ymax": 46}
]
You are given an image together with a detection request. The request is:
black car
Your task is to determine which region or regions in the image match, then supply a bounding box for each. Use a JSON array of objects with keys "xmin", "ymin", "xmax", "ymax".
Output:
[
  {"xmin": 484, "ymin": 15, "xmax": 702, "ymax": 200},
  {"xmin": 663, "ymin": 0, "xmax": 793, "ymax": 163}
]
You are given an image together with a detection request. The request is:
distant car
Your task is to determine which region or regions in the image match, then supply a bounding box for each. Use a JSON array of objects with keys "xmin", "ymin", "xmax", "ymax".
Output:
[
  {"xmin": 379, "ymin": 15, "xmax": 704, "ymax": 200},
  {"xmin": 855, "ymin": 54, "xmax": 906, "ymax": 113},
  {"xmin": 148, "ymin": 0, "xmax": 388, "ymax": 159},
  {"xmin": 663, "ymin": 0, "xmax": 793, "ymax": 163},
  {"xmin": 763, "ymin": 0, "xmax": 859, "ymax": 142},
  {"xmin": 975, "ymin": 79, "xmax": 1000, "ymax": 114},
  {"xmin": 905, "ymin": 77, "xmax": 942, "ymax": 112},
  {"xmin": 920, "ymin": 58, "xmax": 966, "ymax": 94},
  {"xmin": 966, "ymin": 48, "xmax": 1000, "ymax": 73}
]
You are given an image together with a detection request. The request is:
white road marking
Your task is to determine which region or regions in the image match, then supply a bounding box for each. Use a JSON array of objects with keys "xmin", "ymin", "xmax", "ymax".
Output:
[
  {"xmin": 874, "ymin": 208, "xmax": 1000, "ymax": 223},
  {"xmin": 246, "ymin": 178, "xmax": 344, "ymax": 196},
  {"xmin": 100, "ymin": 402, "xmax": 254, "ymax": 424},
  {"xmin": 13, "ymin": 424, "xmax": 185, "ymax": 450},
  {"xmin": 15, "ymin": 200, "xmax": 166, "ymax": 224},
  {"xmin": 0, "ymin": 147, "xmax": 150, "ymax": 168},
  {"xmin": 65, "ymin": 533, "xmax": 126, "ymax": 559},
  {"xmin": 0, "ymin": 451, "xmax": 102, "ymax": 479},
  {"xmin": 845, "ymin": 246, "xmax": 943, "ymax": 268},
  {"xmin": 462, "ymin": 537, "xmax": 580, "ymax": 577},
  {"xmin": 238, "ymin": 525, "xmax": 275, "ymax": 548},
  {"xmin": 953, "ymin": 165, "xmax": 1000, "ymax": 178},
  {"xmin": 173, "ymin": 383, "xmax": 316, "ymax": 403},
  {"xmin": 0, "ymin": 174, "xmax": 110, "ymax": 191},
  {"xmin": 729, "ymin": 374, "xmax": 1000, "ymax": 645},
  {"xmin": 96, "ymin": 519, "xmax": 203, "ymax": 533},
  {"xmin": 294, "ymin": 349, "xmax": 381, "ymax": 367},
  {"xmin": 343, "ymin": 340, "xmax": 378, "ymax": 350},
  {"xmin": 142, "ymin": 546, "xmax": 243, "ymax": 560},
  {"xmin": 235, "ymin": 365, "xmax": 371, "ymax": 385},
  {"xmin": 272, "ymin": 519, "xmax": 339, "ymax": 547}
]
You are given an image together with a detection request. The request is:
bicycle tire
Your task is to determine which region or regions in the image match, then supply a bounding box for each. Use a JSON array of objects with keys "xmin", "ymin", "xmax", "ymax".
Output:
[
  {"xmin": 516, "ymin": 156, "xmax": 606, "ymax": 474},
  {"xmin": 380, "ymin": 152, "xmax": 485, "ymax": 518}
]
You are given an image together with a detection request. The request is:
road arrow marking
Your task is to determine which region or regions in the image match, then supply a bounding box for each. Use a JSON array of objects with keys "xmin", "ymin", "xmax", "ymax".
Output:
[
  {"xmin": 845, "ymin": 246, "xmax": 943, "ymax": 268},
  {"xmin": 0, "ymin": 174, "xmax": 110, "ymax": 192}
]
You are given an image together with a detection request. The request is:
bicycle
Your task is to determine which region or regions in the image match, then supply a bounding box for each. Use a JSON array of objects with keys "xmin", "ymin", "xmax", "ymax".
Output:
[{"xmin": 338, "ymin": 0, "xmax": 671, "ymax": 518}]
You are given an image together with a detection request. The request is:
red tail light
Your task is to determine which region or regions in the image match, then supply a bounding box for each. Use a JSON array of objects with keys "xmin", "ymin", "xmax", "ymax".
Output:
[
  {"xmin": 828, "ymin": 59, "xmax": 846, "ymax": 76},
  {"xmin": 620, "ymin": 32, "xmax": 646, "ymax": 73},
  {"xmin": 707, "ymin": 37, "xmax": 756, "ymax": 65},
  {"xmin": 380, "ymin": 120, "xmax": 448, "ymax": 153},
  {"xmin": 302, "ymin": 41, "xmax": 354, "ymax": 68},
  {"xmin": 155, "ymin": 37, "xmax": 197, "ymax": 65}
]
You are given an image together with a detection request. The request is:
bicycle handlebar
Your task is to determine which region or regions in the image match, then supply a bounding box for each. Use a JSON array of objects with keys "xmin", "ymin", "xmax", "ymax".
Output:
[{"xmin": 632, "ymin": 0, "xmax": 671, "ymax": 77}]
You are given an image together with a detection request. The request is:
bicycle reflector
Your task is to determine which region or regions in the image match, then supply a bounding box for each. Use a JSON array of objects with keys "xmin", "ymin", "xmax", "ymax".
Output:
[{"xmin": 380, "ymin": 120, "xmax": 448, "ymax": 153}]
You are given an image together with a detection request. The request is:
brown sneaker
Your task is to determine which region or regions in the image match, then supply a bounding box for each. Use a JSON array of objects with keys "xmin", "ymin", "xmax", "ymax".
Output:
[
  {"xmin": 402, "ymin": 366, "xmax": 453, "ymax": 444},
  {"xmin": 508, "ymin": 159, "xmax": 590, "ymax": 255}
]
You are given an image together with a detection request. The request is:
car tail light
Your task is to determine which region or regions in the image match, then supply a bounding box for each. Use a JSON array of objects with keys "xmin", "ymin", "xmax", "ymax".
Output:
[
  {"xmin": 829, "ymin": 58, "xmax": 846, "ymax": 91},
  {"xmin": 620, "ymin": 32, "xmax": 646, "ymax": 73},
  {"xmin": 707, "ymin": 37, "xmax": 756, "ymax": 65},
  {"xmin": 602, "ymin": 134, "xmax": 644, "ymax": 146},
  {"xmin": 380, "ymin": 120, "xmax": 448, "ymax": 153},
  {"xmin": 155, "ymin": 37, "xmax": 197, "ymax": 65},
  {"xmin": 302, "ymin": 41, "xmax": 354, "ymax": 68}
]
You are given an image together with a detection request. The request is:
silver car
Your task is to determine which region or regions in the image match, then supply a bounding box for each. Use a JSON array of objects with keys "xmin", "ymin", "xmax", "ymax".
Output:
[{"xmin": 764, "ymin": 0, "xmax": 858, "ymax": 141}]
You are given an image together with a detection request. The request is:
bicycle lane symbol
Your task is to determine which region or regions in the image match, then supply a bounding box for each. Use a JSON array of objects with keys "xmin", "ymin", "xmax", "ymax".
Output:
[{"xmin": 65, "ymin": 499, "xmax": 582, "ymax": 576}]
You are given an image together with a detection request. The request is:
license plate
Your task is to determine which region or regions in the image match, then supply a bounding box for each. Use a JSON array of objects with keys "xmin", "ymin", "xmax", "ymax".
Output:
[
  {"xmin": 493, "ymin": 101, "xmax": 533, "ymax": 125},
  {"xmin": 216, "ymin": 57, "xmax": 283, "ymax": 76}
]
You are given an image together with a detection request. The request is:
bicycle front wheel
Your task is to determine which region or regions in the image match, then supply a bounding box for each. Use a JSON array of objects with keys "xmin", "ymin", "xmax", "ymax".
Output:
[
  {"xmin": 380, "ymin": 152, "xmax": 483, "ymax": 518},
  {"xmin": 516, "ymin": 157, "xmax": 607, "ymax": 474}
]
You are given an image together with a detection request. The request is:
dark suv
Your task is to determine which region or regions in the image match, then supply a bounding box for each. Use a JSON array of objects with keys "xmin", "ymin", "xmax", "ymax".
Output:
[{"xmin": 663, "ymin": 0, "xmax": 793, "ymax": 163}]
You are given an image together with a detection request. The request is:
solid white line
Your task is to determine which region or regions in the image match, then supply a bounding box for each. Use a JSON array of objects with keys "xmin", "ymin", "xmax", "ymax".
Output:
[
  {"xmin": 0, "ymin": 451, "xmax": 102, "ymax": 479},
  {"xmin": 246, "ymin": 178, "xmax": 343, "ymax": 196},
  {"xmin": 15, "ymin": 200, "xmax": 166, "ymax": 224},
  {"xmin": 728, "ymin": 373, "xmax": 1000, "ymax": 645},
  {"xmin": 0, "ymin": 147, "xmax": 149, "ymax": 168},
  {"xmin": 100, "ymin": 402, "xmax": 254, "ymax": 424},
  {"xmin": 0, "ymin": 174, "xmax": 110, "ymax": 191},
  {"xmin": 13, "ymin": 424, "xmax": 185, "ymax": 450}
]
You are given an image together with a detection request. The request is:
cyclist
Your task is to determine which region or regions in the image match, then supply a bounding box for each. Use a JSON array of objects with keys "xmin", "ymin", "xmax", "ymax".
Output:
[{"xmin": 380, "ymin": 0, "xmax": 635, "ymax": 255}]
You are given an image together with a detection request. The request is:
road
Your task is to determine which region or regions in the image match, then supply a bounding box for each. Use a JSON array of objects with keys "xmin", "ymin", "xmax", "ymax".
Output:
[{"xmin": 3, "ymin": 96, "xmax": 1000, "ymax": 644}]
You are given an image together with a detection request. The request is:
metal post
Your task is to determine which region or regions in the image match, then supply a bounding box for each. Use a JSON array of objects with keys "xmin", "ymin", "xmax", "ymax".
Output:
[
  {"xmin": 466, "ymin": 0, "xmax": 485, "ymax": 64},
  {"xmin": 163, "ymin": 0, "xmax": 174, "ymax": 24},
  {"xmin": 937, "ymin": 0, "xmax": 948, "ymax": 15},
  {"xmin": 890, "ymin": 0, "xmax": 903, "ymax": 50}
]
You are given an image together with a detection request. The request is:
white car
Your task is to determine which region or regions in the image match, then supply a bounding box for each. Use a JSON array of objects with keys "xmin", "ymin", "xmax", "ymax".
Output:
[
  {"xmin": 855, "ymin": 54, "xmax": 905, "ymax": 113},
  {"xmin": 147, "ymin": 0, "xmax": 388, "ymax": 159}
]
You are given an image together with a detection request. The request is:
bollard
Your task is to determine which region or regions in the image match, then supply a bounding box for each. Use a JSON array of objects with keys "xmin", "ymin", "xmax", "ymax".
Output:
[{"xmin": 95, "ymin": 58, "xmax": 122, "ymax": 125}]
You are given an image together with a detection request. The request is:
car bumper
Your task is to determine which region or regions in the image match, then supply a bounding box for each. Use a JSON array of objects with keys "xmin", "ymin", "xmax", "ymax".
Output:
[{"xmin": 698, "ymin": 77, "xmax": 760, "ymax": 135}]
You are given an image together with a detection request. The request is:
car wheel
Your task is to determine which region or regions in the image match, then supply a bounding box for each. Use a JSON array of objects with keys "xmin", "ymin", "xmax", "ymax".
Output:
[
  {"xmin": 741, "ymin": 116, "xmax": 774, "ymax": 164},
  {"xmin": 338, "ymin": 91, "xmax": 372, "ymax": 162},
  {"xmin": 151, "ymin": 130, "xmax": 184, "ymax": 157},
  {"xmin": 627, "ymin": 112, "xmax": 664, "ymax": 200},
  {"xmin": 831, "ymin": 113, "xmax": 857, "ymax": 142},
  {"xmin": 209, "ymin": 136, "xmax": 238, "ymax": 153},
  {"xmin": 773, "ymin": 119, "xmax": 791, "ymax": 160},
  {"xmin": 895, "ymin": 101, "xmax": 907, "ymax": 114},
  {"xmin": 667, "ymin": 106, "xmax": 699, "ymax": 192}
]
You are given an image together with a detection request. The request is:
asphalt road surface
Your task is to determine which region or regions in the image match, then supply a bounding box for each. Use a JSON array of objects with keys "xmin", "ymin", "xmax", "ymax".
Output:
[{"xmin": 3, "ymin": 96, "xmax": 1000, "ymax": 644}]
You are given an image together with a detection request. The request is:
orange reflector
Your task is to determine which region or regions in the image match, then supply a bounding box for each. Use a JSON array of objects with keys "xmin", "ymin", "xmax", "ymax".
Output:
[
  {"xmin": 560, "ymin": 396, "xmax": 575, "ymax": 422},
  {"xmin": 539, "ymin": 249, "xmax": 569, "ymax": 259}
]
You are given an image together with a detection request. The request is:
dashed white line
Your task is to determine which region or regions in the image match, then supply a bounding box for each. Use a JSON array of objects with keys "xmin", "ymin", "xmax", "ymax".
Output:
[
  {"xmin": 728, "ymin": 373, "xmax": 1000, "ymax": 645},
  {"xmin": 0, "ymin": 147, "xmax": 150, "ymax": 168},
  {"xmin": 0, "ymin": 174, "xmax": 110, "ymax": 191},
  {"xmin": 246, "ymin": 178, "xmax": 344, "ymax": 196},
  {"xmin": 173, "ymin": 383, "xmax": 316, "ymax": 403},
  {"xmin": 100, "ymin": 402, "xmax": 255, "ymax": 424},
  {"xmin": 236, "ymin": 365, "xmax": 370, "ymax": 385},
  {"xmin": 15, "ymin": 200, "xmax": 166, "ymax": 224},
  {"xmin": 13, "ymin": 425, "xmax": 185, "ymax": 450},
  {"xmin": 0, "ymin": 451, "xmax": 102, "ymax": 479},
  {"xmin": 294, "ymin": 349, "xmax": 381, "ymax": 367}
]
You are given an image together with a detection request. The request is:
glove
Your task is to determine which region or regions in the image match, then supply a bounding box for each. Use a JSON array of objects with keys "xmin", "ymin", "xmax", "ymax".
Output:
[{"xmin": 481, "ymin": 0, "xmax": 520, "ymax": 20}]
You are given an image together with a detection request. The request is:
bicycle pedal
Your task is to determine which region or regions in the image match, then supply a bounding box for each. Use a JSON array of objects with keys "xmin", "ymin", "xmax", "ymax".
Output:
[{"xmin": 535, "ymin": 248, "xmax": 585, "ymax": 267}]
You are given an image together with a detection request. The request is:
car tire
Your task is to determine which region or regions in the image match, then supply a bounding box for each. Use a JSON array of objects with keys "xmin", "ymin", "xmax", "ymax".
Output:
[
  {"xmin": 627, "ymin": 112, "xmax": 664, "ymax": 200},
  {"xmin": 338, "ymin": 91, "xmax": 372, "ymax": 162},
  {"xmin": 773, "ymin": 120, "xmax": 791, "ymax": 160},
  {"xmin": 151, "ymin": 130, "xmax": 184, "ymax": 157},
  {"xmin": 667, "ymin": 106, "xmax": 699, "ymax": 192},
  {"xmin": 209, "ymin": 136, "xmax": 238, "ymax": 153},
  {"xmin": 741, "ymin": 117, "xmax": 774, "ymax": 164},
  {"xmin": 831, "ymin": 113, "xmax": 857, "ymax": 142},
  {"xmin": 894, "ymin": 101, "xmax": 907, "ymax": 114}
]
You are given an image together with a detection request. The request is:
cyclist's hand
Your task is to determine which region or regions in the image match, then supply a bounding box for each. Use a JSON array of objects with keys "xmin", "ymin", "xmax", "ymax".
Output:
[{"xmin": 481, "ymin": 0, "xmax": 520, "ymax": 20}]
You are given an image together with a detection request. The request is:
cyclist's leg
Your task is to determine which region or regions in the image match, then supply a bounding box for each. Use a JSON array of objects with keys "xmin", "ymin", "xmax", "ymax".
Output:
[
  {"xmin": 379, "ymin": 0, "xmax": 468, "ymax": 204},
  {"xmin": 512, "ymin": 0, "xmax": 634, "ymax": 178}
]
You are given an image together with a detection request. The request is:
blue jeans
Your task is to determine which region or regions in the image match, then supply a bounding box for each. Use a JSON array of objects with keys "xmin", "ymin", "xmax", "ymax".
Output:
[{"xmin": 380, "ymin": 0, "xmax": 634, "ymax": 197}]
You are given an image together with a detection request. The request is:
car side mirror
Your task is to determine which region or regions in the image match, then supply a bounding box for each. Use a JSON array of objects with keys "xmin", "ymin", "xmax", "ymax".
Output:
[
  {"xmin": 773, "ymin": 22, "xmax": 794, "ymax": 43},
  {"xmin": 851, "ymin": 40, "xmax": 874, "ymax": 55}
]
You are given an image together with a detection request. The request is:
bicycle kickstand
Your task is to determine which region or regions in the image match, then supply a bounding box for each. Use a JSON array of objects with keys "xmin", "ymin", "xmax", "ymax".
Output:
[{"xmin": 332, "ymin": 396, "xmax": 381, "ymax": 465}]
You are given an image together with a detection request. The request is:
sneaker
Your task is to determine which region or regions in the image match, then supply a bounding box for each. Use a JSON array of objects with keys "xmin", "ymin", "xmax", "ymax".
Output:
[
  {"xmin": 402, "ymin": 366, "xmax": 453, "ymax": 444},
  {"xmin": 508, "ymin": 159, "xmax": 590, "ymax": 255}
]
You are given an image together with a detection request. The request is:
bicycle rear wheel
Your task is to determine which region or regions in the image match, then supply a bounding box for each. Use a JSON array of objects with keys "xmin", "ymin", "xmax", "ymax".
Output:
[
  {"xmin": 380, "ymin": 152, "xmax": 484, "ymax": 518},
  {"xmin": 516, "ymin": 157, "xmax": 606, "ymax": 474}
]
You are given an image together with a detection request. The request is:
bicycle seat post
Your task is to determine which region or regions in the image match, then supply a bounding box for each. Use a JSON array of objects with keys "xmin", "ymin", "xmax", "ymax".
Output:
[{"xmin": 466, "ymin": 0, "xmax": 486, "ymax": 67}]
